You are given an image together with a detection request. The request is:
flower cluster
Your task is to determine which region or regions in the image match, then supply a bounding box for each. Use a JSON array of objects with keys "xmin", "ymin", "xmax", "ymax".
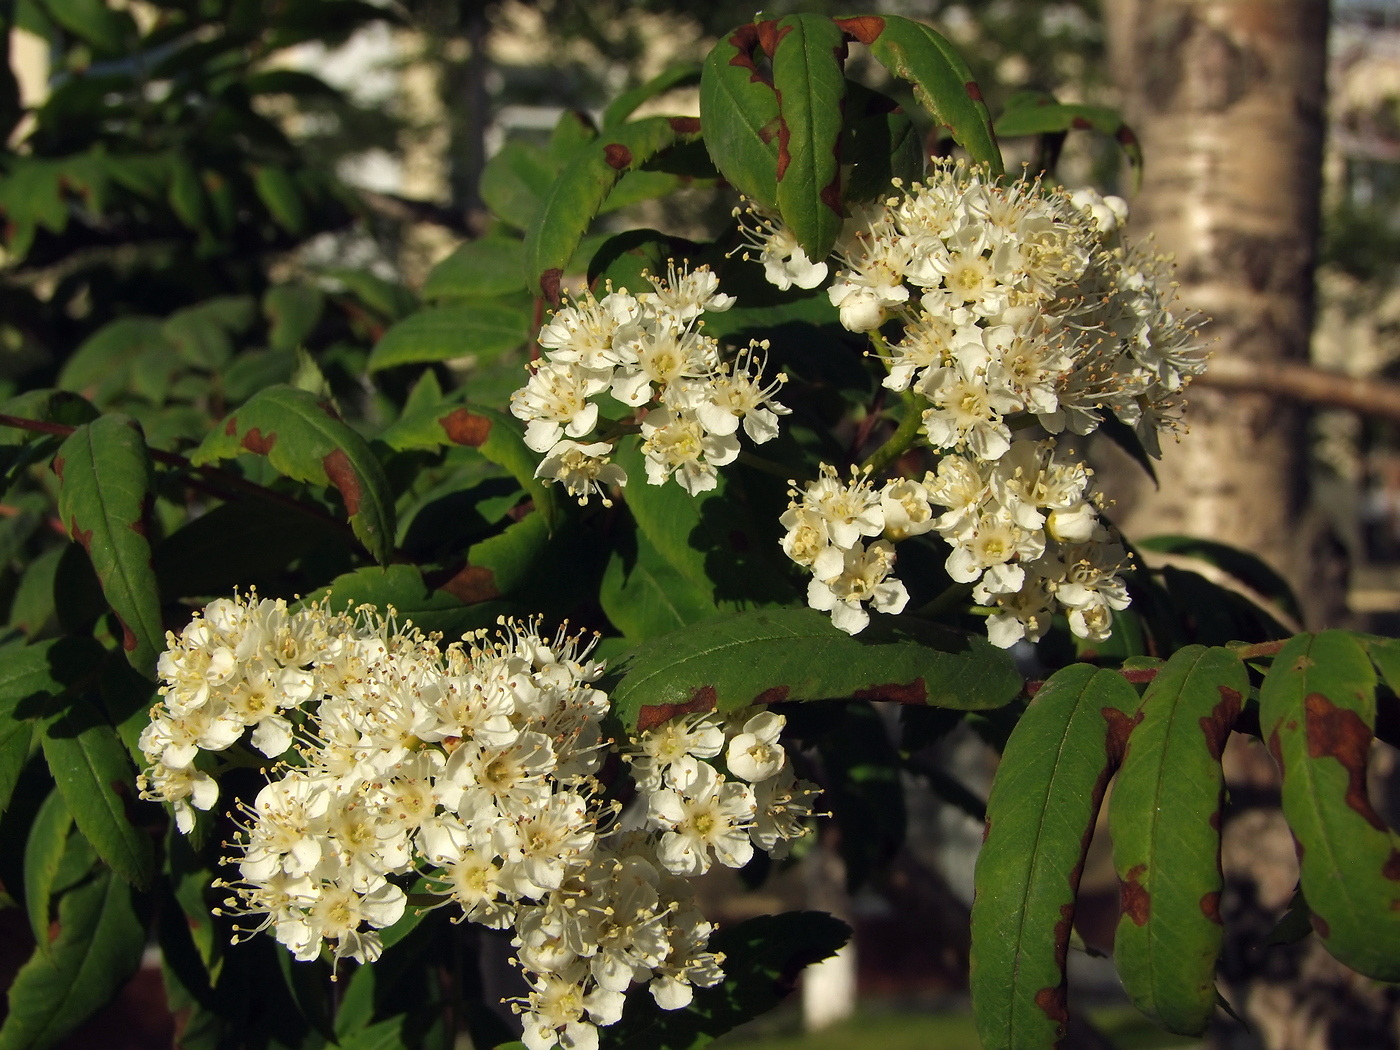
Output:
[
  {"xmin": 925, "ymin": 438, "xmax": 1128, "ymax": 647},
  {"xmin": 822, "ymin": 168, "xmax": 1206, "ymax": 456},
  {"xmin": 139, "ymin": 593, "xmax": 817, "ymax": 1050},
  {"xmin": 778, "ymin": 465, "xmax": 929, "ymax": 635},
  {"xmin": 748, "ymin": 165, "xmax": 1203, "ymax": 644},
  {"xmin": 510, "ymin": 264, "xmax": 790, "ymax": 503}
]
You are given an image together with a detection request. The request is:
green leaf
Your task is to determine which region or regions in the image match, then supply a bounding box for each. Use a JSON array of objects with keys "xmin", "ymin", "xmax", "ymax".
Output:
[
  {"xmin": 421, "ymin": 237, "xmax": 527, "ymax": 299},
  {"xmin": 769, "ymin": 15, "xmax": 847, "ymax": 260},
  {"xmin": 599, "ymin": 530, "xmax": 720, "ymax": 640},
  {"xmin": 1136, "ymin": 534, "xmax": 1301, "ymax": 624},
  {"xmin": 842, "ymin": 82, "xmax": 923, "ymax": 203},
  {"xmin": 549, "ymin": 109, "xmax": 598, "ymax": 165},
  {"xmin": 0, "ymin": 639, "xmax": 106, "ymax": 817},
  {"xmin": 264, "ymin": 284, "xmax": 327, "ymax": 351},
  {"xmin": 700, "ymin": 25, "xmax": 781, "ymax": 210},
  {"xmin": 58, "ymin": 318, "xmax": 170, "ymax": 405},
  {"xmin": 994, "ymin": 94, "xmax": 1142, "ymax": 185},
  {"xmin": 603, "ymin": 64, "xmax": 703, "ymax": 128},
  {"xmin": 367, "ymin": 302, "xmax": 530, "ymax": 372},
  {"xmin": 479, "ymin": 139, "xmax": 557, "ymax": 231},
  {"xmin": 253, "ymin": 164, "xmax": 307, "ymax": 234},
  {"xmin": 162, "ymin": 296, "xmax": 257, "ymax": 371},
  {"xmin": 377, "ymin": 402, "xmax": 556, "ymax": 528},
  {"xmin": 970, "ymin": 663, "xmax": 1140, "ymax": 1050},
  {"xmin": 309, "ymin": 564, "xmax": 479, "ymax": 639},
  {"xmin": 325, "ymin": 269, "xmax": 417, "ymax": 322},
  {"xmin": 41, "ymin": 695, "xmax": 154, "ymax": 889},
  {"xmin": 612, "ymin": 441, "xmax": 793, "ymax": 607},
  {"xmin": 24, "ymin": 789, "xmax": 73, "ymax": 950},
  {"xmin": 36, "ymin": 0, "xmax": 134, "ymax": 54},
  {"xmin": 53, "ymin": 414, "xmax": 162, "ymax": 674},
  {"xmin": 602, "ymin": 912, "xmax": 849, "ymax": 1050},
  {"xmin": 0, "ymin": 867, "xmax": 146, "ymax": 1050},
  {"xmin": 837, "ymin": 14, "xmax": 1003, "ymax": 174},
  {"xmin": 611, "ymin": 607, "xmax": 1020, "ymax": 731},
  {"xmin": 1109, "ymin": 646, "xmax": 1247, "ymax": 1035},
  {"xmin": 168, "ymin": 157, "xmax": 209, "ymax": 231},
  {"xmin": 524, "ymin": 117, "xmax": 692, "ymax": 300},
  {"xmin": 192, "ymin": 385, "xmax": 396, "ymax": 563},
  {"xmin": 1259, "ymin": 631, "xmax": 1400, "ymax": 980}
]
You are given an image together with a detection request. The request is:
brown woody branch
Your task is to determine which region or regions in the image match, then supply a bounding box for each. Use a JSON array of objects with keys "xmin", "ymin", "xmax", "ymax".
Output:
[{"xmin": 1196, "ymin": 357, "xmax": 1400, "ymax": 421}]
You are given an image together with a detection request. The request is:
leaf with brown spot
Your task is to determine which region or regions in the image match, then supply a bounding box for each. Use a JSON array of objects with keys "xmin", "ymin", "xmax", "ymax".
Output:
[
  {"xmin": 970, "ymin": 664, "xmax": 1140, "ymax": 1050},
  {"xmin": 194, "ymin": 385, "xmax": 394, "ymax": 563},
  {"xmin": 1261, "ymin": 631, "xmax": 1400, "ymax": 981},
  {"xmin": 700, "ymin": 23, "xmax": 782, "ymax": 209},
  {"xmin": 637, "ymin": 687, "xmax": 717, "ymax": 734},
  {"xmin": 439, "ymin": 408, "xmax": 493, "ymax": 447},
  {"xmin": 994, "ymin": 93, "xmax": 1143, "ymax": 186},
  {"xmin": 768, "ymin": 14, "xmax": 847, "ymax": 260},
  {"xmin": 1108, "ymin": 644, "xmax": 1245, "ymax": 1035},
  {"xmin": 53, "ymin": 415, "xmax": 162, "ymax": 676},
  {"xmin": 523, "ymin": 117, "xmax": 694, "ymax": 301},
  {"xmin": 611, "ymin": 607, "xmax": 1018, "ymax": 732},
  {"xmin": 1120, "ymin": 865, "xmax": 1150, "ymax": 927},
  {"xmin": 378, "ymin": 401, "xmax": 557, "ymax": 530},
  {"xmin": 848, "ymin": 15, "xmax": 1002, "ymax": 174}
]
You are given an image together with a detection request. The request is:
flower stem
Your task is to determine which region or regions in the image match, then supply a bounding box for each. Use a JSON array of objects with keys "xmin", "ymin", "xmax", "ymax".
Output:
[{"xmin": 860, "ymin": 387, "xmax": 924, "ymax": 476}]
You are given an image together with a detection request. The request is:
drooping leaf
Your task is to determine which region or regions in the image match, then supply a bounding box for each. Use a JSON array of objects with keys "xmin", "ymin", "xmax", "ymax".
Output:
[
  {"xmin": 836, "ymin": 14, "xmax": 1002, "ymax": 174},
  {"xmin": 769, "ymin": 14, "xmax": 847, "ymax": 260},
  {"xmin": 53, "ymin": 414, "xmax": 162, "ymax": 674},
  {"xmin": 0, "ymin": 867, "xmax": 146, "ymax": 1050},
  {"xmin": 611, "ymin": 606, "xmax": 1021, "ymax": 732},
  {"xmin": 970, "ymin": 664, "xmax": 1141, "ymax": 1050},
  {"xmin": 1109, "ymin": 645, "xmax": 1247, "ymax": 1035},
  {"xmin": 602, "ymin": 912, "xmax": 849, "ymax": 1050},
  {"xmin": 192, "ymin": 385, "xmax": 395, "ymax": 563},
  {"xmin": 524, "ymin": 117, "xmax": 696, "ymax": 300},
  {"xmin": 367, "ymin": 301, "xmax": 530, "ymax": 372},
  {"xmin": 1259, "ymin": 631, "xmax": 1400, "ymax": 980},
  {"xmin": 700, "ymin": 24, "xmax": 781, "ymax": 210},
  {"xmin": 41, "ymin": 695, "xmax": 154, "ymax": 889}
]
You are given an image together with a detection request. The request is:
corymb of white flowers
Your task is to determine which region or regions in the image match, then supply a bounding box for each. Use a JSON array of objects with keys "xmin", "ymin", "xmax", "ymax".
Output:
[
  {"xmin": 748, "ymin": 163, "xmax": 1206, "ymax": 647},
  {"xmin": 509, "ymin": 263, "xmax": 790, "ymax": 504},
  {"xmin": 139, "ymin": 592, "xmax": 817, "ymax": 1050}
]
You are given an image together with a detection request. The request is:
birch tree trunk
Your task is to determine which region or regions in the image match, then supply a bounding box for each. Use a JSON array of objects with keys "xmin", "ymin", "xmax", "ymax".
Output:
[
  {"xmin": 1101, "ymin": 0, "xmax": 1346, "ymax": 627},
  {"xmin": 1102, "ymin": 4, "xmax": 1400, "ymax": 1046}
]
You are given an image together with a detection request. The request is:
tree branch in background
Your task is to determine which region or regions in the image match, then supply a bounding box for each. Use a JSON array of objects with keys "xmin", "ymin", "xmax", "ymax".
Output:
[{"xmin": 1196, "ymin": 357, "xmax": 1400, "ymax": 422}]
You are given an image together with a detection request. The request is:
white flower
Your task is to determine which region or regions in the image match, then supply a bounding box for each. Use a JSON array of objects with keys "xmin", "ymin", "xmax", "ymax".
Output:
[
  {"xmin": 535, "ymin": 440, "xmax": 627, "ymax": 506},
  {"xmin": 725, "ymin": 711, "xmax": 786, "ymax": 783}
]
